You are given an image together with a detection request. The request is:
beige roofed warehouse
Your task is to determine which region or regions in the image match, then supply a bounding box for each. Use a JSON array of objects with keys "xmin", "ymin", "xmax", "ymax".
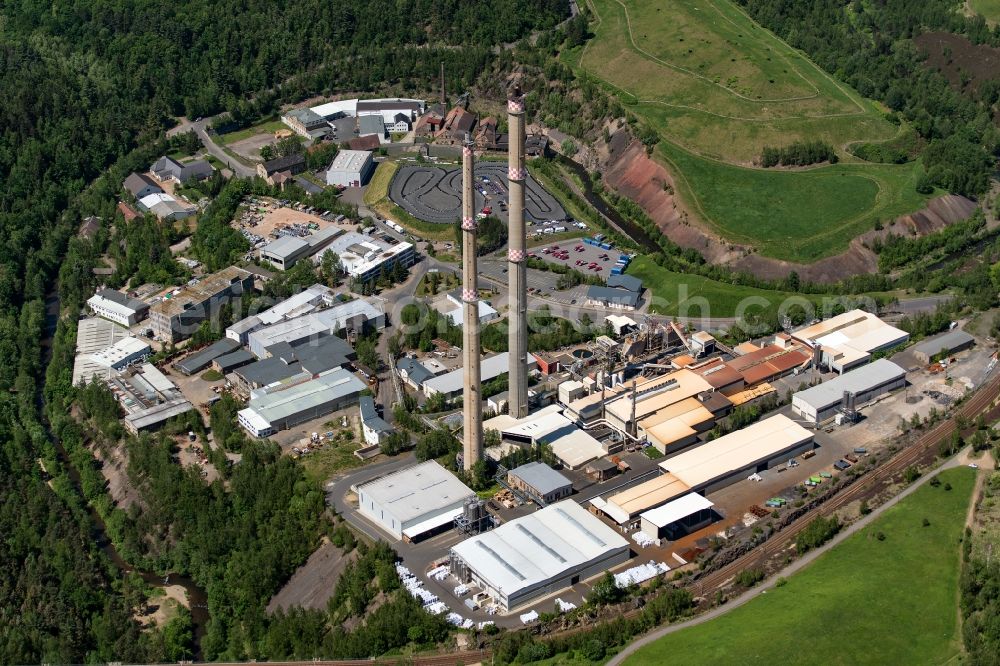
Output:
[
  {"xmin": 791, "ymin": 309, "xmax": 908, "ymax": 373},
  {"xmin": 598, "ymin": 414, "xmax": 814, "ymax": 524}
]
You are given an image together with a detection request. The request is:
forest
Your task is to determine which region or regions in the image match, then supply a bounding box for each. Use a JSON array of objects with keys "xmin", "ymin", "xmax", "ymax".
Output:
[
  {"xmin": 0, "ymin": 0, "xmax": 568, "ymax": 661},
  {"xmin": 738, "ymin": 0, "xmax": 1000, "ymax": 198}
]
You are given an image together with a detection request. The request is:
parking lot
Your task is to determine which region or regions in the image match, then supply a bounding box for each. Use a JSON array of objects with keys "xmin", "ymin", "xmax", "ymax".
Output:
[
  {"xmin": 532, "ymin": 238, "xmax": 624, "ymax": 279},
  {"xmin": 477, "ymin": 258, "xmax": 588, "ymax": 305}
]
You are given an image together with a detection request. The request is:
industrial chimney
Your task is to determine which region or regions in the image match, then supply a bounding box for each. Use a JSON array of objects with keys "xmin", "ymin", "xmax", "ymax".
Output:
[
  {"xmin": 461, "ymin": 134, "xmax": 483, "ymax": 470},
  {"xmin": 507, "ymin": 85, "xmax": 529, "ymax": 419}
]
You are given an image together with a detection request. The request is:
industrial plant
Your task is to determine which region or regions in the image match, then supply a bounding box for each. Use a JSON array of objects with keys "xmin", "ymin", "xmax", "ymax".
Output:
[{"xmin": 331, "ymin": 86, "xmax": 967, "ymax": 626}]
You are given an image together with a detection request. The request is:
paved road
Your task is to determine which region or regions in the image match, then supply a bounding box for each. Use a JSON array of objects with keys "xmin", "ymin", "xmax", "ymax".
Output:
[
  {"xmin": 605, "ymin": 449, "xmax": 981, "ymax": 665},
  {"xmin": 889, "ymin": 295, "xmax": 950, "ymax": 316},
  {"xmin": 172, "ymin": 116, "xmax": 257, "ymax": 178}
]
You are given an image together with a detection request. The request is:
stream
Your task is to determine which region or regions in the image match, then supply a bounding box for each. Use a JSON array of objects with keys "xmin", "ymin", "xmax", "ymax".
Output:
[
  {"xmin": 41, "ymin": 290, "xmax": 210, "ymax": 657},
  {"xmin": 553, "ymin": 153, "xmax": 661, "ymax": 254}
]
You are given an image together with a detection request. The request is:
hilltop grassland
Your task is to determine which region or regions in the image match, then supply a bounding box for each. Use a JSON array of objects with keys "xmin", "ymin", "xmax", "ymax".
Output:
[
  {"xmin": 566, "ymin": 0, "xmax": 932, "ymax": 263},
  {"xmin": 575, "ymin": 0, "xmax": 899, "ymax": 163}
]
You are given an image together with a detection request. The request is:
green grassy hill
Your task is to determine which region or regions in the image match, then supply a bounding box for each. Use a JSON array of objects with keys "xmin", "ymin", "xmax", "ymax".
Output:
[
  {"xmin": 970, "ymin": 0, "xmax": 1000, "ymax": 22},
  {"xmin": 567, "ymin": 0, "xmax": 932, "ymax": 263},
  {"xmin": 623, "ymin": 467, "xmax": 975, "ymax": 665},
  {"xmin": 574, "ymin": 0, "xmax": 898, "ymax": 163}
]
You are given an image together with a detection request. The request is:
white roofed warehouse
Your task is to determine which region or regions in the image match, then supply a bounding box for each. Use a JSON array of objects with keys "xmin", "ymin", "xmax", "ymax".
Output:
[
  {"xmin": 449, "ymin": 500, "xmax": 629, "ymax": 612},
  {"xmin": 356, "ymin": 460, "xmax": 475, "ymax": 541},
  {"xmin": 237, "ymin": 368, "xmax": 367, "ymax": 438},
  {"xmin": 326, "ymin": 150, "xmax": 375, "ymax": 188},
  {"xmin": 640, "ymin": 493, "xmax": 715, "ymax": 541},
  {"xmin": 792, "ymin": 358, "xmax": 907, "ymax": 425}
]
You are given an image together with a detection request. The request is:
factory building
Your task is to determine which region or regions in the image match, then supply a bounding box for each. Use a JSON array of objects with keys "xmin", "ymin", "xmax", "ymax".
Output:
[
  {"xmin": 237, "ymin": 368, "xmax": 367, "ymax": 437},
  {"xmin": 356, "ymin": 460, "xmax": 475, "ymax": 541},
  {"xmin": 596, "ymin": 414, "xmax": 814, "ymax": 524},
  {"xmin": 639, "ymin": 493, "xmax": 715, "ymax": 541},
  {"xmin": 149, "ymin": 266, "xmax": 253, "ymax": 342},
  {"xmin": 314, "ymin": 231, "xmax": 416, "ymax": 284},
  {"xmin": 260, "ymin": 236, "xmax": 312, "ymax": 270},
  {"xmin": 138, "ymin": 192, "xmax": 196, "ymax": 221},
  {"xmin": 211, "ymin": 349, "xmax": 255, "ymax": 374},
  {"xmin": 73, "ymin": 317, "xmax": 134, "ymax": 385},
  {"xmin": 109, "ymin": 363, "xmax": 194, "ymax": 435},
  {"xmin": 230, "ymin": 335, "xmax": 356, "ymax": 394},
  {"xmin": 175, "ymin": 338, "xmax": 241, "ymax": 375},
  {"xmin": 282, "ymin": 107, "xmax": 329, "ymax": 139},
  {"xmin": 724, "ymin": 340, "xmax": 812, "ymax": 386},
  {"xmin": 259, "ymin": 228, "xmax": 341, "ymax": 271},
  {"xmin": 246, "ymin": 299, "xmax": 384, "ymax": 358},
  {"xmin": 423, "ymin": 352, "xmax": 536, "ymax": 401},
  {"xmin": 326, "ymin": 150, "xmax": 375, "ymax": 188},
  {"xmin": 791, "ymin": 309, "xmax": 909, "ymax": 373},
  {"xmin": 792, "ymin": 358, "xmax": 907, "ymax": 425},
  {"xmin": 89, "ymin": 337, "xmax": 151, "ymax": 371},
  {"xmin": 910, "ymin": 330, "xmax": 975, "ymax": 365},
  {"xmin": 226, "ymin": 284, "xmax": 337, "ymax": 344},
  {"xmin": 506, "ymin": 462, "xmax": 573, "ymax": 505},
  {"xmin": 484, "ymin": 405, "xmax": 605, "ymax": 469},
  {"xmin": 585, "ymin": 285, "xmax": 640, "ymax": 311},
  {"xmin": 449, "ymin": 500, "xmax": 630, "ymax": 612},
  {"xmin": 396, "ymin": 356, "xmax": 436, "ymax": 390},
  {"xmin": 87, "ymin": 288, "xmax": 149, "ymax": 326}
]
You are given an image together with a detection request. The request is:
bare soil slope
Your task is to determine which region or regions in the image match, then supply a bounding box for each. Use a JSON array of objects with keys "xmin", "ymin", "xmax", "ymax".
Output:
[{"xmin": 601, "ymin": 138, "xmax": 977, "ymax": 282}]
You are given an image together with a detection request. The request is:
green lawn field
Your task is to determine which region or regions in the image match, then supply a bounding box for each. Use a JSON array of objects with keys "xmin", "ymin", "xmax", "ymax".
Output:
[
  {"xmin": 574, "ymin": 0, "xmax": 898, "ymax": 163},
  {"xmin": 626, "ymin": 255, "xmax": 824, "ymax": 316},
  {"xmin": 624, "ymin": 467, "xmax": 975, "ymax": 665},
  {"xmin": 567, "ymin": 0, "xmax": 932, "ymax": 262},
  {"xmin": 970, "ymin": 0, "xmax": 1000, "ymax": 22},
  {"xmin": 657, "ymin": 140, "xmax": 930, "ymax": 261}
]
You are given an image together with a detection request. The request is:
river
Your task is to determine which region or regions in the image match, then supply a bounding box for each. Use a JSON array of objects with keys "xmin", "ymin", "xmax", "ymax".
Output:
[{"xmin": 41, "ymin": 290, "xmax": 210, "ymax": 657}]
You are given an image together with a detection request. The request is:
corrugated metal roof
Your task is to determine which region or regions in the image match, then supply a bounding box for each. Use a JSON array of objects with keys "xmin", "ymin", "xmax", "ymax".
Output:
[
  {"xmin": 911, "ymin": 330, "xmax": 974, "ymax": 356},
  {"xmin": 176, "ymin": 338, "xmax": 240, "ymax": 374},
  {"xmin": 793, "ymin": 359, "xmax": 906, "ymax": 411},
  {"xmin": 509, "ymin": 462, "xmax": 571, "ymax": 496},
  {"xmin": 358, "ymin": 460, "xmax": 474, "ymax": 524},
  {"xmin": 659, "ymin": 414, "xmax": 814, "ymax": 489},
  {"xmin": 246, "ymin": 367, "xmax": 365, "ymax": 424},
  {"xmin": 450, "ymin": 501, "xmax": 628, "ymax": 598}
]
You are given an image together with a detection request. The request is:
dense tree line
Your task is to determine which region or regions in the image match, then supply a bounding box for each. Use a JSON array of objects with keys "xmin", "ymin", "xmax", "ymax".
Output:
[
  {"xmin": 453, "ymin": 215, "xmax": 508, "ymax": 256},
  {"xmin": 738, "ymin": 0, "xmax": 1000, "ymax": 197},
  {"xmin": 874, "ymin": 210, "xmax": 988, "ymax": 272},
  {"xmin": 481, "ymin": 308, "xmax": 602, "ymax": 352},
  {"xmin": 399, "ymin": 303, "xmax": 463, "ymax": 351},
  {"xmin": 961, "ymin": 474, "xmax": 1000, "ymax": 665},
  {"xmin": 760, "ymin": 140, "xmax": 837, "ymax": 167}
]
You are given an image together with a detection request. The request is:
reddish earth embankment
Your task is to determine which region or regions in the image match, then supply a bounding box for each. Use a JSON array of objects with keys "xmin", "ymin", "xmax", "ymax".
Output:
[
  {"xmin": 602, "ymin": 140, "xmax": 742, "ymax": 264},
  {"xmin": 600, "ymin": 138, "xmax": 978, "ymax": 282}
]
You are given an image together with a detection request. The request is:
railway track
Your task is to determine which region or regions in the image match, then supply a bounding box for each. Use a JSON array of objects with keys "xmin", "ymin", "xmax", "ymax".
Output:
[
  {"xmin": 691, "ymin": 372, "xmax": 1000, "ymax": 595},
  {"xmin": 178, "ymin": 649, "xmax": 493, "ymax": 666}
]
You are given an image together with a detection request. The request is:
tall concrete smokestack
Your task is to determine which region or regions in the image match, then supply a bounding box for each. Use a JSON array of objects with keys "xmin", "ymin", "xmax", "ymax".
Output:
[
  {"xmin": 507, "ymin": 85, "xmax": 529, "ymax": 419},
  {"xmin": 461, "ymin": 134, "xmax": 483, "ymax": 471}
]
